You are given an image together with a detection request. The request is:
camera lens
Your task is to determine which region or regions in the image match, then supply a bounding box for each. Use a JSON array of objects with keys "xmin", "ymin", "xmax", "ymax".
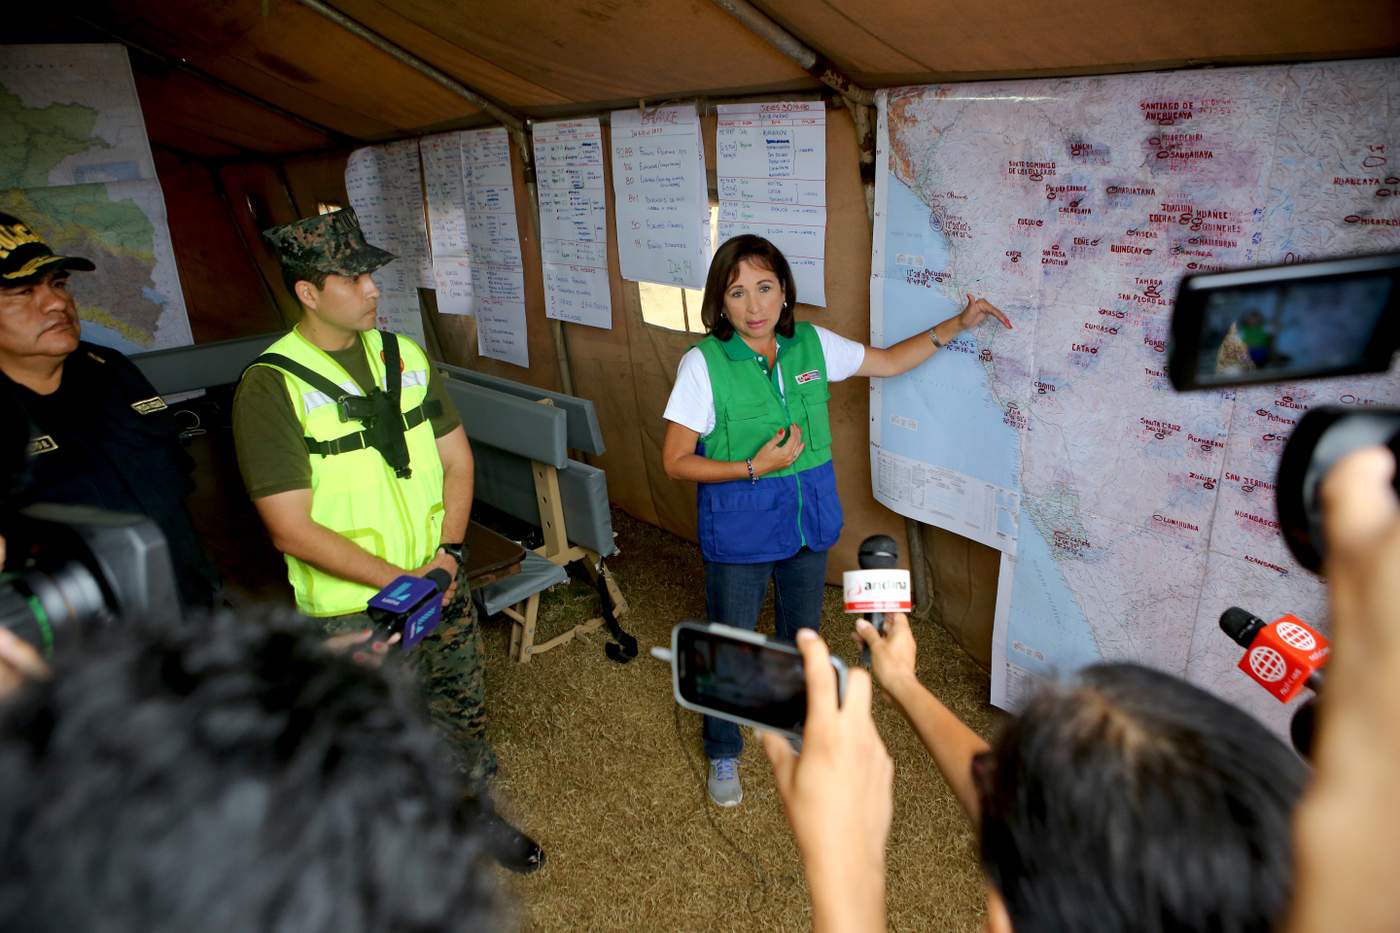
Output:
[{"xmin": 0, "ymin": 562, "xmax": 110, "ymax": 657}]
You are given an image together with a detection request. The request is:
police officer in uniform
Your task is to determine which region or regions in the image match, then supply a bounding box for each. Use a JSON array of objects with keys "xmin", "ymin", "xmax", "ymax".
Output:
[
  {"xmin": 231, "ymin": 208, "xmax": 542, "ymax": 872},
  {"xmin": 0, "ymin": 213, "xmax": 219, "ymax": 609}
]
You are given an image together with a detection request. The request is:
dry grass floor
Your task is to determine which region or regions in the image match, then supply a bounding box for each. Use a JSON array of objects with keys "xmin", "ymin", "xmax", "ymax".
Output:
[{"xmin": 481, "ymin": 511, "xmax": 1005, "ymax": 932}]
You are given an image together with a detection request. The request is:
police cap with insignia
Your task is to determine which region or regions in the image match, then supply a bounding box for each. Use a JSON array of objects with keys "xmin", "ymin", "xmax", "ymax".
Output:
[
  {"xmin": 0, "ymin": 213, "xmax": 96, "ymax": 285},
  {"xmin": 262, "ymin": 207, "xmax": 396, "ymax": 277}
]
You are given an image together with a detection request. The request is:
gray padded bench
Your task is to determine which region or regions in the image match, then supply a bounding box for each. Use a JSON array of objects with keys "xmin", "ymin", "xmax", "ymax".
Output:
[{"xmin": 442, "ymin": 377, "xmax": 626, "ymax": 663}]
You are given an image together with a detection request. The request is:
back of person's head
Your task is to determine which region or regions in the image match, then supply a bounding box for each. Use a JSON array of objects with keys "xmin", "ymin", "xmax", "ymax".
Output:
[
  {"xmin": 0, "ymin": 609, "xmax": 503, "ymax": 933},
  {"xmin": 978, "ymin": 663, "xmax": 1306, "ymax": 933}
]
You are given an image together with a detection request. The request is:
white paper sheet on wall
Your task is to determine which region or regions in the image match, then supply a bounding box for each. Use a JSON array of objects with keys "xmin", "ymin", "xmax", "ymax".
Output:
[
  {"xmin": 462, "ymin": 127, "xmax": 528, "ymax": 368},
  {"xmin": 533, "ymin": 117, "xmax": 613, "ymax": 329},
  {"xmin": 432, "ymin": 255, "xmax": 474, "ymax": 316},
  {"xmin": 610, "ymin": 103, "xmax": 711, "ymax": 290},
  {"xmin": 344, "ymin": 143, "xmax": 427, "ymax": 345},
  {"xmin": 716, "ymin": 101, "xmax": 828, "ymax": 307},
  {"xmin": 421, "ymin": 133, "xmax": 470, "ymax": 257}
]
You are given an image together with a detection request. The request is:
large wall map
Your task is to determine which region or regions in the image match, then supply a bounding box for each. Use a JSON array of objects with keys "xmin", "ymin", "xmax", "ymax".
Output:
[
  {"xmin": 1, "ymin": 45, "xmax": 191, "ymax": 352},
  {"xmin": 869, "ymin": 59, "xmax": 1400, "ymax": 732}
]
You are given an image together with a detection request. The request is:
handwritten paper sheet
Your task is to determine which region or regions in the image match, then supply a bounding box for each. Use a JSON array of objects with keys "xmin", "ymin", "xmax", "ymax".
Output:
[
  {"xmin": 462, "ymin": 128, "xmax": 528, "ymax": 368},
  {"xmin": 421, "ymin": 133, "xmax": 469, "ymax": 257},
  {"xmin": 610, "ymin": 103, "xmax": 711, "ymax": 290},
  {"xmin": 345, "ymin": 143, "xmax": 428, "ymax": 344},
  {"xmin": 533, "ymin": 117, "xmax": 613, "ymax": 329},
  {"xmin": 432, "ymin": 255, "xmax": 474, "ymax": 316},
  {"xmin": 716, "ymin": 101, "xmax": 828, "ymax": 306}
]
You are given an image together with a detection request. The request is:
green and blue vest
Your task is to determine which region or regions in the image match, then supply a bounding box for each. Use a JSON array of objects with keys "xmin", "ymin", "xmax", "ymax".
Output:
[{"xmin": 695, "ymin": 321, "xmax": 843, "ymax": 563}]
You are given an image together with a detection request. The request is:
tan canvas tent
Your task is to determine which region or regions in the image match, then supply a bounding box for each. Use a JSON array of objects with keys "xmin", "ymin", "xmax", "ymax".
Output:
[{"xmin": 8, "ymin": 0, "xmax": 1399, "ymax": 665}]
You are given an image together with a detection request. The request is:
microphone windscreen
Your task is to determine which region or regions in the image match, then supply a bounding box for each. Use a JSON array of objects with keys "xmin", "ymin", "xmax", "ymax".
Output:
[
  {"xmin": 857, "ymin": 534, "xmax": 900, "ymax": 570},
  {"xmin": 1219, "ymin": 607, "xmax": 1265, "ymax": 648},
  {"xmin": 425, "ymin": 567, "xmax": 452, "ymax": 591}
]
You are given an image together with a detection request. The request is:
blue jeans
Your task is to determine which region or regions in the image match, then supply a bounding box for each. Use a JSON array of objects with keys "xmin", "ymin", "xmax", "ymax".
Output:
[{"xmin": 701, "ymin": 546, "xmax": 829, "ymax": 760}]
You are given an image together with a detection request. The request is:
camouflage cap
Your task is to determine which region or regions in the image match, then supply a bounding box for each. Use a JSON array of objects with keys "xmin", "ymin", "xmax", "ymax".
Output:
[
  {"xmin": 261, "ymin": 207, "xmax": 395, "ymax": 277},
  {"xmin": 0, "ymin": 212, "xmax": 96, "ymax": 285}
]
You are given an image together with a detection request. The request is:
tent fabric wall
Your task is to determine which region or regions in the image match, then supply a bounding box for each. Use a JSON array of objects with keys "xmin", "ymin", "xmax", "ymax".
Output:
[
  {"xmin": 151, "ymin": 148, "xmax": 287, "ymax": 343},
  {"xmin": 17, "ymin": 0, "xmax": 1395, "ymax": 667}
]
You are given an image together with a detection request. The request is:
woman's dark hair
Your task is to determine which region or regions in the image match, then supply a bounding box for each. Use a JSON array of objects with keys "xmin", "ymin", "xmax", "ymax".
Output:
[
  {"xmin": 700, "ymin": 234, "xmax": 798, "ymax": 340},
  {"xmin": 978, "ymin": 663, "xmax": 1306, "ymax": 933}
]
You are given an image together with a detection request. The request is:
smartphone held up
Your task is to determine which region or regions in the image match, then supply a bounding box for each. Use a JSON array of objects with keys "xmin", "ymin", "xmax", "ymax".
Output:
[{"xmin": 654, "ymin": 621, "xmax": 848, "ymax": 742}]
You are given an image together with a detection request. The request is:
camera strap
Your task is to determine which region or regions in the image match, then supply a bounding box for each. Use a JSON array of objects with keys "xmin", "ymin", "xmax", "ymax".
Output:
[{"xmin": 247, "ymin": 332, "xmax": 439, "ymax": 478}]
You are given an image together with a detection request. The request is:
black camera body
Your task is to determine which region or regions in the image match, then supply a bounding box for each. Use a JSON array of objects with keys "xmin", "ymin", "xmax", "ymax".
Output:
[{"xmin": 0, "ymin": 503, "xmax": 181, "ymax": 656}]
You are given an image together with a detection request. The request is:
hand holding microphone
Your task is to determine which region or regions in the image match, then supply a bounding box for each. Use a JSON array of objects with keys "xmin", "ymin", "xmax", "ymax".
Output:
[
  {"xmin": 845, "ymin": 534, "xmax": 908, "ymax": 668},
  {"xmin": 1220, "ymin": 606, "xmax": 1330, "ymax": 758},
  {"xmin": 1220, "ymin": 607, "xmax": 1330, "ymax": 702},
  {"xmin": 363, "ymin": 567, "xmax": 454, "ymax": 655}
]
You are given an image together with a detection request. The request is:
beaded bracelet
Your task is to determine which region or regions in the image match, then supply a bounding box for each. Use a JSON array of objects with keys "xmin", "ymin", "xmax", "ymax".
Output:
[{"xmin": 746, "ymin": 457, "xmax": 756, "ymax": 485}]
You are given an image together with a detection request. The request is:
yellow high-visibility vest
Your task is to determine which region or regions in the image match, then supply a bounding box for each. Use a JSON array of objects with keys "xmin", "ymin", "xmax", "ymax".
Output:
[{"xmin": 249, "ymin": 327, "xmax": 444, "ymax": 616}]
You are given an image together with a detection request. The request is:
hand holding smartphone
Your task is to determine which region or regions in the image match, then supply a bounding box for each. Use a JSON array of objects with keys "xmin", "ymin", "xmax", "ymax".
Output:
[{"xmin": 664, "ymin": 621, "xmax": 848, "ymax": 740}]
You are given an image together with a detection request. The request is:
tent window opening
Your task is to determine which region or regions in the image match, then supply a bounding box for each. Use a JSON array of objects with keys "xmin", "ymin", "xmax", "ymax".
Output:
[
  {"xmin": 638, "ymin": 204, "xmax": 719, "ymax": 335},
  {"xmin": 638, "ymin": 282, "xmax": 707, "ymax": 333}
]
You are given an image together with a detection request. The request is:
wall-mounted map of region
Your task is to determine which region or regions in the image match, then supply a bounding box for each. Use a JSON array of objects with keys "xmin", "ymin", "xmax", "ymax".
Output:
[
  {"xmin": 869, "ymin": 59, "xmax": 1400, "ymax": 733},
  {"xmin": 1, "ymin": 45, "xmax": 191, "ymax": 352}
]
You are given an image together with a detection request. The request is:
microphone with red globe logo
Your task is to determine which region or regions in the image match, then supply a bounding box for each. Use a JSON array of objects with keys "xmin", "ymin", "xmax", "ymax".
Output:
[
  {"xmin": 1219, "ymin": 607, "xmax": 1329, "ymax": 701},
  {"xmin": 1220, "ymin": 607, "xmax": 1329, "ymax": 757}
]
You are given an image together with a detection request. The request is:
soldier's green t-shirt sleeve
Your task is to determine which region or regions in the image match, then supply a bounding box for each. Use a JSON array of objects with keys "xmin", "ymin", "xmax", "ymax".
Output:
[
  {"xmin": 426, "ymin": 365, "xmax": 462, "ymax": 437},
  {"xmin": 232, "ymin": 366, "xmax": 314, "ymax": 498}
]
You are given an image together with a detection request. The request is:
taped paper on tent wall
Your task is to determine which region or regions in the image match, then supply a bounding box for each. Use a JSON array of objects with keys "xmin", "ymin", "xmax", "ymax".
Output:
[{"xmin": 843, "ymin": 569, "xmax": 912, "ymax": 613}]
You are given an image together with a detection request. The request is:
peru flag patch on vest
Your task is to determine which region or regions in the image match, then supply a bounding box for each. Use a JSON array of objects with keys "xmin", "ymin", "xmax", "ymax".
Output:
[{"xmin": 795, "ymin": 370, "xmax": 821, "ymax": 384}]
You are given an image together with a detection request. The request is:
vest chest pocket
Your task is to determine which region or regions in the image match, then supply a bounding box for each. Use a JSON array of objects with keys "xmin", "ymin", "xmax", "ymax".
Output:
[
  {"xmin": 720, "ymin": 399, "xmax": 777, "ymax": 458},
  {"xmin": 796, "ymin": 385, "xmax": 833, "ymax": 450}
]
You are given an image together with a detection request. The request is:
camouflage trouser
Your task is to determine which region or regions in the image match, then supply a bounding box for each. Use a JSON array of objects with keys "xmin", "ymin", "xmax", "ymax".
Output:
[{"xmin": 320, "ymin": 561, "xmax": 498, "ymax": 793}]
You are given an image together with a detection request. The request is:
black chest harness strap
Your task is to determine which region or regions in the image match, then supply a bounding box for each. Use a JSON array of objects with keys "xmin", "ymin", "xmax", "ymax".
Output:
[{"xmin": 244, "ymin": 331, "xmax": 441, "ymax": 479}]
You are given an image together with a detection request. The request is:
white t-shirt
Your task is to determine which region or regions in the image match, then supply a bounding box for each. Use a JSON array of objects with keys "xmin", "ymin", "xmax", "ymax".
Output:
[{"xmin": 663, "ymin": 325, "xmax": 866, "ymax": 436}]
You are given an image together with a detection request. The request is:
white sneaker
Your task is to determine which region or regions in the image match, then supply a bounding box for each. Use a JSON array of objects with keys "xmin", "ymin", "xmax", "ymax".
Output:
[{"xmin": 707, "ymin": 756, "xmax": 742, "ymax": 807}]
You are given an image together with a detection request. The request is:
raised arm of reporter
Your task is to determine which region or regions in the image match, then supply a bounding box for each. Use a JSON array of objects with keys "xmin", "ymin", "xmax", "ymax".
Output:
[
  {"xmin": 762, "ymin": 629, "xmax": 892, "ymax": 933},
  {"xmin": 855, "ymin": 613, "xmax": 991, "ymax": 820},
  {"xmin": 1289, "ymin": 446, "xmax": 1400, "ymax": 933}
]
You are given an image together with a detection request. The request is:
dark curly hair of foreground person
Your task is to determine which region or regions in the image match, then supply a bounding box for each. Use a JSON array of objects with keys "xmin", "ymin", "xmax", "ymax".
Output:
[{"xmin": 0, "ymin": 608, "xmax": 507, "ymax": 933}]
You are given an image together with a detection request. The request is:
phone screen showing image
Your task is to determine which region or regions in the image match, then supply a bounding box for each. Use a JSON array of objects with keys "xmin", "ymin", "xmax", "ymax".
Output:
[{"xmin": 677, "ymin": 627, "xmax": 807, "ymax": 733}]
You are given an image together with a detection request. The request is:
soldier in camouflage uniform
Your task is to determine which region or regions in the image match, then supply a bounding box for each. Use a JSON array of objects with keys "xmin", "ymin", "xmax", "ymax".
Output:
[{"xmin": 231, "ymin": 208, "xmax": 543, "ymax": 872}]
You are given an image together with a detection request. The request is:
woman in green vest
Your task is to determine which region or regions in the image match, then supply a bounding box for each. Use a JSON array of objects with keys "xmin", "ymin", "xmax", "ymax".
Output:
[{"xmin": 662, "ymin": 234, "xmax": 1011, "ymax": 806}]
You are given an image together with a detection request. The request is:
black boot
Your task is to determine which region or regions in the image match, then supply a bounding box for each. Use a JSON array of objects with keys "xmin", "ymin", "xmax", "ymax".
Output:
[{"xmin": 480, "ymin": 807, "xmax": 545, "ymax": 874}]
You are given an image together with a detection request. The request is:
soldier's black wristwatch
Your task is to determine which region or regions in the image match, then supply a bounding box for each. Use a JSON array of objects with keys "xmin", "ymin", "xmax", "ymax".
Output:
[{"xmin": 438, "ymin": 541, "xmax": 467, "ymax": 564}]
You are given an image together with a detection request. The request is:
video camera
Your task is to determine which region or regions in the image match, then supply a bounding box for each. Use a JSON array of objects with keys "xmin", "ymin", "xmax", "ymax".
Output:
[
  {"xmin": 0, "ymin": 505, "xmax": 181, "ymax": 656},
  {"xmin": 1, "ymin": 394, "xmax": 182, "ymax": 657},
  {"xmin": 1168, "ymin": 252, "xmax": 1400, "ymax": 571}
]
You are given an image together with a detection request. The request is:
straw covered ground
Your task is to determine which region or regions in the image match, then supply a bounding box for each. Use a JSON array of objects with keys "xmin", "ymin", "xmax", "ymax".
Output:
[{"xmin": 480, "ymin": 510, "xmax": 1005, "ymax": 932}]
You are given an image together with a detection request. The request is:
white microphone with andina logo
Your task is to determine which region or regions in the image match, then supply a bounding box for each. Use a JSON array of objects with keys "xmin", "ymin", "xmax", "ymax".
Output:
[{"xmin": 845, "ymin": 534, "xmax": 910, "ymax": 667}]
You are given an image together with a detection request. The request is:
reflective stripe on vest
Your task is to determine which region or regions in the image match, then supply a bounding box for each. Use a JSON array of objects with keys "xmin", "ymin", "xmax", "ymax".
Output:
[
  {"xmin": 251, "ymin": 328, "xmax": 445, "ymax": 616},
  {"xmin": 693, "ymin": 322, "xmax": 843, "ymax": 563}
]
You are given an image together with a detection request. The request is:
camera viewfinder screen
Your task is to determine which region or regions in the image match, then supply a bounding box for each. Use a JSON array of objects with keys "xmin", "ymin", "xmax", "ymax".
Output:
[
  {"xmin": 679, "ymin": 630, "xmax": 806, "ymax": 732},
  {"xmin": 1195, "ymin": 275, "xmax": 1394, "ymax": 385}
]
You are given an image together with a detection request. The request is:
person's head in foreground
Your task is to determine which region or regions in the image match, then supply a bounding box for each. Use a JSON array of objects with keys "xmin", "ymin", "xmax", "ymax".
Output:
[
  {"xmin": 979, "ymin": 663, "xmax": 1307, "ymax": 933},
  {"xmin": 0, "ymin": 609, "xmax": 503, "ymax": 933}
]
